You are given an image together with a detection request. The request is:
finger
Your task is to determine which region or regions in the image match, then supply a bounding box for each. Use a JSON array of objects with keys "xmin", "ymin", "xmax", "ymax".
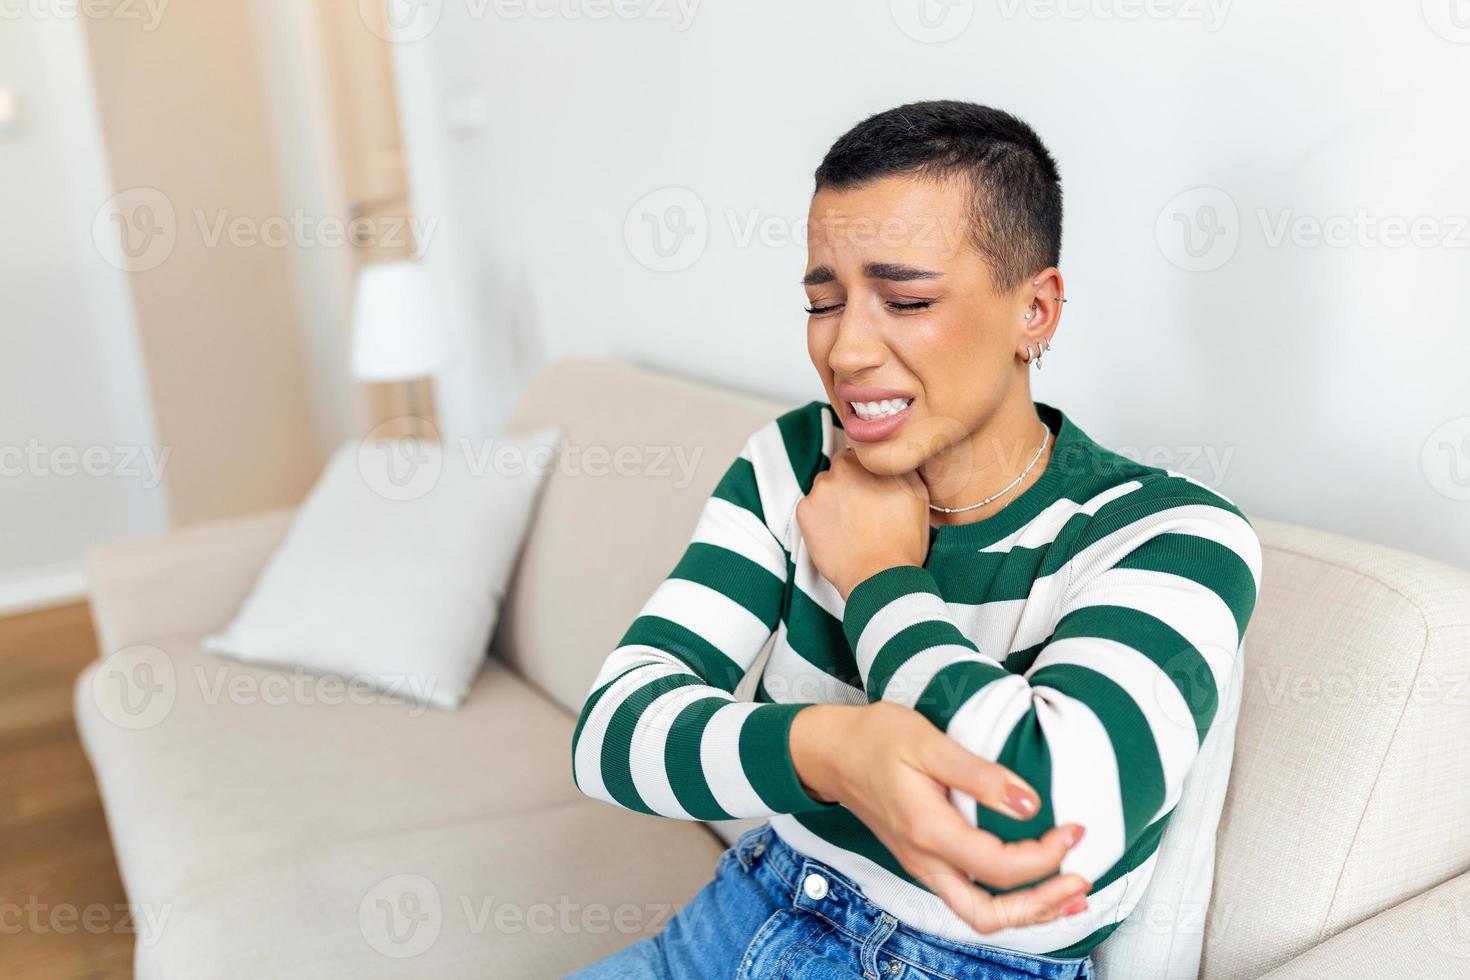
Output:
[
  {"xmin": 922, "ymin": 801, "xmax": 1084, "ymax": 891},
  {"xmin": 911, "ymin": 856, "xmax": 1089, "ymax": 936},
  {"xmin": 925, "ymin": 736, "xmax": 1040, "ymax": 821},
  {"xmin": 906, "ymin": 857, "xmax": 1004, "ymax": 934},
  {"xmin": 970, "ymin": 873, "xmax": 1092, "ymax": 935},
  {"xmin": 922, "ymin": 738, "xmax": 1087, "ymax": 886},
  {"xmin": 969, "ymin": 822, "xmax": 1087, "ymax": 889}
]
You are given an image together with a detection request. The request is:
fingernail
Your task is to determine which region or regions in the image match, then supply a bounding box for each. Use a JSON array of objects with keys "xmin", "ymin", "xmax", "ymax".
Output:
[
  {"xmin": 1003, "ymin": 783, "xmax": 1038, "ymax": 818},
  {"xmin": 1062, "ymin": 896, "xmax": 1088, "ymax": 916},
  {"xmin": 1066, "ymin": 824, "xmax": 1086, "ymax": 848}
]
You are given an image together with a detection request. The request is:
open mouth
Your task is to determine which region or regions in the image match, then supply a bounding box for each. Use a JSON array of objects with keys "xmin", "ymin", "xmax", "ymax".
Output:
[
  {"xmin": 842, "ymin": 396, "xmax": 915, "ymax": 442},
  {"xmin": 848, "ymin": 397, "xmax": 914, "ymax": 421}
]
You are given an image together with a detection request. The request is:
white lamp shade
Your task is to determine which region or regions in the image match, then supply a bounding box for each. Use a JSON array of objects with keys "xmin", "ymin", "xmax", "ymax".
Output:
[{"xmin": 350, "ymin": 261, "xmax": 447, "ymax": 381}]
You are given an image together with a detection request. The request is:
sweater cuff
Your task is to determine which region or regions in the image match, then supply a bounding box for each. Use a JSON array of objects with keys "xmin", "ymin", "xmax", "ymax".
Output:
[
  {"xmin": 742, "ymin": 702, "xmax": 843, "ymax": 815},
  {"xmin": 842, "ymin": 564, "xmax": 946, "ymax": 653}
]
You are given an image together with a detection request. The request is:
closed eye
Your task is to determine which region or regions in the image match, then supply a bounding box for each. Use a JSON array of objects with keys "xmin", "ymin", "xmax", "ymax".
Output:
[{"xmin": 804, "ymin": 300, "xmax": 933, "ymax": 315}]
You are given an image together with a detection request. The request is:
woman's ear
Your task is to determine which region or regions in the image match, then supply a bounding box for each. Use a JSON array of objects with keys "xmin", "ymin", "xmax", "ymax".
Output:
[{"xmin": 1021, "ymin": 269, "xmax": 1066, "ymax": 347}]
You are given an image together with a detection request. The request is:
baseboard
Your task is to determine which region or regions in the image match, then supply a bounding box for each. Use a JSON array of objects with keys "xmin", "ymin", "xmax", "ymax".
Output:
[{"xmin": 0, "ymin": 563, "xmax": 89, "ymax": 617}]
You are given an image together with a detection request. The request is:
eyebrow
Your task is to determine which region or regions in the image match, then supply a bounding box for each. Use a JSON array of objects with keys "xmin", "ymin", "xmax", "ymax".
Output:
[{"xmin": 801, "ymin": 262, "xmax": 943, "ymax": 286}]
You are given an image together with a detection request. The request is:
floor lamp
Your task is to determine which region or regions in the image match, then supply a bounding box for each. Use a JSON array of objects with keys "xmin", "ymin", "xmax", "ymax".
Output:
[{"xmin": 350, "ymin": 261, "xmax": 447, "ymax": 439}]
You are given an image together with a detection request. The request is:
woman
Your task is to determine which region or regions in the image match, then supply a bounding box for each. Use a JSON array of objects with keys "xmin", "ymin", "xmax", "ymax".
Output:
[{"xmin": 569, "ymin": 101, "xmax": 1262, "ymax": 979}]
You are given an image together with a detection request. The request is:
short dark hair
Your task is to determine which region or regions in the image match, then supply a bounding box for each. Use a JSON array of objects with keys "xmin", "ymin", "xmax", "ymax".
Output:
[{"xmin": 813, "ymin": 100, "xmax": 1063, "ymax": 293}]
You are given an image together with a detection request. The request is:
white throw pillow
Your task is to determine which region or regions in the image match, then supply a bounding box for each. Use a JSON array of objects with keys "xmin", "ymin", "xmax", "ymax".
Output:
[
  {"xmin": 202, "ymin": 426, "xmax": 561, "ymax": 710},
  {"xmin": 1091, "ymin": 639, "xmax": 1248, "ymax": 979}
]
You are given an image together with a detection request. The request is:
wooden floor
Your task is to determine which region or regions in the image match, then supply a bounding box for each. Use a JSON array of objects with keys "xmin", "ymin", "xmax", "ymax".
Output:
[{"xmin": 0, "ymin": 602, "xmax": 133, "ymax": 979}]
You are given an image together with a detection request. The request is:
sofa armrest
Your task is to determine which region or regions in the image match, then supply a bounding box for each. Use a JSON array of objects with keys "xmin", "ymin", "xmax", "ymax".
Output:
[
  {"xmin": 85, "ymin": 508, "xmax": 297, "ymax": 654},
  {"xmin": 1255, "ymin": 867, "xmax": 1470, "ymax": 978}
]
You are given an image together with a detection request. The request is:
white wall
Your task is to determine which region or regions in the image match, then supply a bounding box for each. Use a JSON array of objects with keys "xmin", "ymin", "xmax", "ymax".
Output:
[
  {"xmin": 0, "ymin": 16, "xmax": 167, "ymax": 609},
  {"xmin": 250, "ymin": 0, "xmax": 358, "ymax": 463},
  {"xmin": 388, "ymin": 0, "xmax": 1470, "ymax": 569}
]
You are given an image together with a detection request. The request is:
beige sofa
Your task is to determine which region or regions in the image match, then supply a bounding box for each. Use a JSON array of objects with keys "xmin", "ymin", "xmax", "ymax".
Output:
[{"xmin": 76, "ymin": 358, "xmax": 1470, "ymax": 978}]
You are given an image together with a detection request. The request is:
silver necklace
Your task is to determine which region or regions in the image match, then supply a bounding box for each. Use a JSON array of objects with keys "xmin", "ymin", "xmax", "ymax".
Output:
[{"xmin": 928, "ymin": 425, "xmax": 1052, "ymax": 514}]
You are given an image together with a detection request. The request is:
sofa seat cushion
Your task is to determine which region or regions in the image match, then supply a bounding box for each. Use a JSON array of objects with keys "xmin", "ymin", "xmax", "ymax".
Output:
[{"xmin": 76, "ymin": 640, "xmax": 725, "ymax": 977}]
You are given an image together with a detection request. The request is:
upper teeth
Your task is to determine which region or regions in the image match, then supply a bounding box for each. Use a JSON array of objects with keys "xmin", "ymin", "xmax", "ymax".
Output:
[{"xmin": 851, "ymin": 398, "xmax": 912, "ymax": 420}]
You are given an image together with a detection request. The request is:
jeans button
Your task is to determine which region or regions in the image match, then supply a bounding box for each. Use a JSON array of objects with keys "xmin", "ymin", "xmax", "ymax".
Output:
[
  {"xmin": 751, "ymin": 843, "xmax": 765, "ymax": 857},
  {"xmin": 802, "ymin": 872, "xmax": 830, "ymax": 900}
]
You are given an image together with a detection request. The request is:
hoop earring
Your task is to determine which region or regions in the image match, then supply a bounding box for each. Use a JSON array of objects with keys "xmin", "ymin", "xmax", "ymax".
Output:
[{"xmin": 1022, "ymin": 334, "xmax": 1052, "ymax": 370}]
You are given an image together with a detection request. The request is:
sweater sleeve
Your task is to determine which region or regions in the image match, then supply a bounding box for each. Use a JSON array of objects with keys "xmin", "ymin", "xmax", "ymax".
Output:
[
  {"xmin": 840, "ymin": 488, "xmax": 1262, "ymax": 886},
  {"xmin": 571, "ymin": 414, "xmax": 842, "ymax": 821}
]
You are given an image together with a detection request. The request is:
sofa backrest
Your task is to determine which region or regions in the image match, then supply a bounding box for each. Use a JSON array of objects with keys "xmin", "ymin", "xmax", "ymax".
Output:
[
  {"xmin": 494, "ymin": 357, "xmax": 789, "ymax": 714},
  {"xmin": 1202, "ymin": 518, "xmax": 1470, "ymax": 978},
  {"xmin": 495, "ymin": 357, "xmax": 1470, "ymax": 980}
]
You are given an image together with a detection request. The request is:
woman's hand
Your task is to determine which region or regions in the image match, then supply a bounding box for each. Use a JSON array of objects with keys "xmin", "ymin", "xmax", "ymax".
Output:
[
  {"xmin": 797, "ymin": 447, "xmax": 931, "ymax": 599},
  {"xmin": 789, "ymin": 701, "xmax": 1090, "ymax": 935}
]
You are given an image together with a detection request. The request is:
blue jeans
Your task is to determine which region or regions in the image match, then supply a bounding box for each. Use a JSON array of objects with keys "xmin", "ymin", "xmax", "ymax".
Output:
[{"xmin": 568, "ymin": 822, "xmax": 1095, "ymax": 980}]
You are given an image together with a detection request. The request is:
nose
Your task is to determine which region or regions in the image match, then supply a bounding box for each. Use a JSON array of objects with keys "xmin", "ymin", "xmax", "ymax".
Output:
[{"xmin": 826, "ymin": 302, "xmax": 889, "ymax": 378}]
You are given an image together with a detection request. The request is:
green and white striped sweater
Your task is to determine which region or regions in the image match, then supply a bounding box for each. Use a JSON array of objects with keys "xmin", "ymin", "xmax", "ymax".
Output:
[{"xmin": 571, "ymin": 398, "xmax": 1262, "ymax": 957}]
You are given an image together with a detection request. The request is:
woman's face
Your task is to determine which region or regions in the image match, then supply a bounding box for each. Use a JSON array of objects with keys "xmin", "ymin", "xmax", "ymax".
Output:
[{"xmin": 804, "ymin": 173, "xmax": 1032, "ymax": 477}]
